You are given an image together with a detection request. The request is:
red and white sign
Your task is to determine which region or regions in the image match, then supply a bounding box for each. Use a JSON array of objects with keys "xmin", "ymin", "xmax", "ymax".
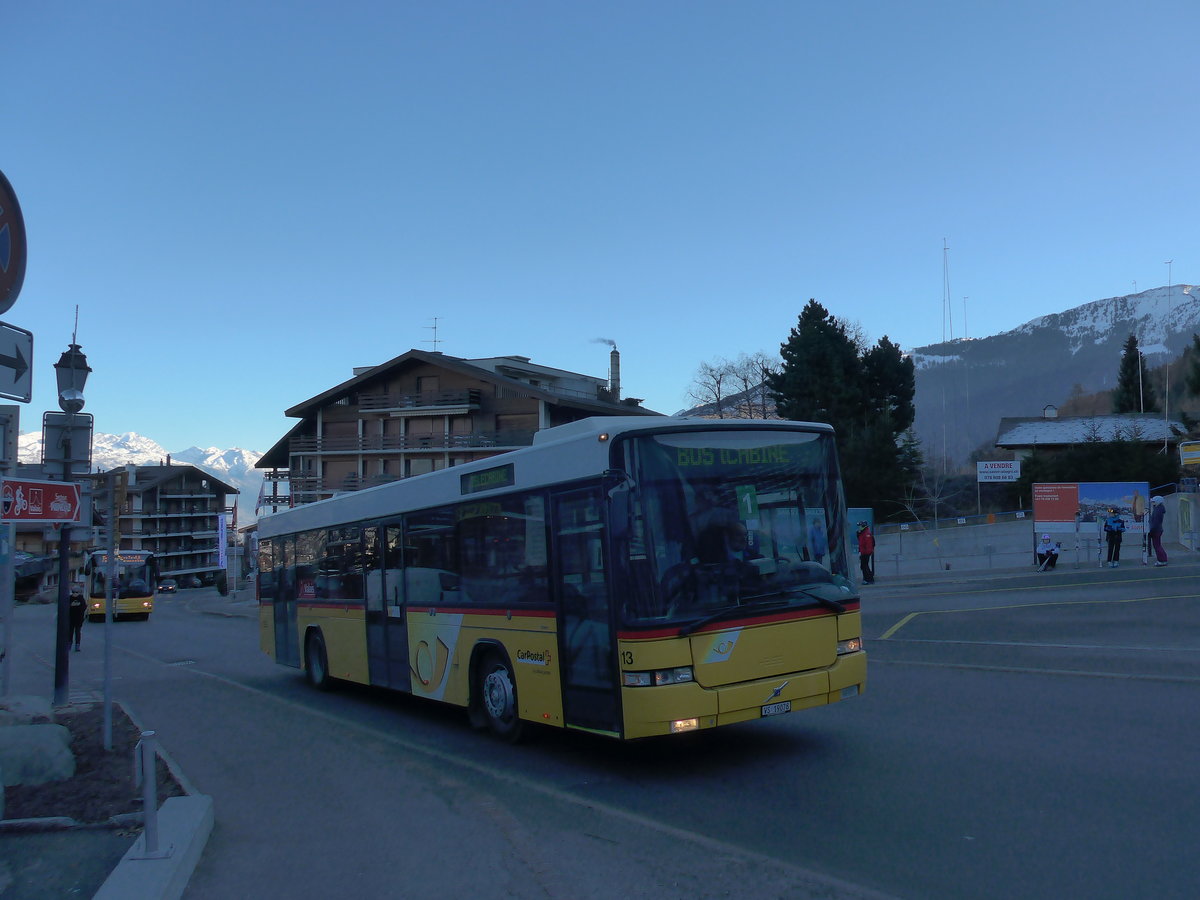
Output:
[{"xmin": 1, "ymin": 478, "xmax": 81, "ymax": 522}]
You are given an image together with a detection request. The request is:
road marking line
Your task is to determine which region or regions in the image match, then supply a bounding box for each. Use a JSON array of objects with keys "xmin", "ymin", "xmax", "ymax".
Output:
[
  {"xmin": 877, "ymin": 592, "xmax": 1200, "ymax": 640},
  {"xmin": 871, "ymin": 657, "xmax": 1200, "ymax": 684}
]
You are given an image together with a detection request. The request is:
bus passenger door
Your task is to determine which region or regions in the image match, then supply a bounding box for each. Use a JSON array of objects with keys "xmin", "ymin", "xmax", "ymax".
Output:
[
  {"xmin": 365, "ymin": 523, "xmax": 409, "ymax": 691},
  {"xmin": 553, "ymin": 490, "xmax": 620, "ymax": 734},
  {"xmin": 274, "ymin": 537, "xmax": 300, "ymax": 668},
  {"xmin": 384, "ymin": 524, "xmax": 410, "ymax": 691},
  {"xmin": 364, "ymin": 526, "xmax": 388, "ymax": 686}
]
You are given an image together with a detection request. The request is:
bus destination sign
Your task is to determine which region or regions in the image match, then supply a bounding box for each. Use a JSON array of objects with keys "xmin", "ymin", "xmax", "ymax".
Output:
[{"xmin": 461, "ymin": 463, "xmax": 515, "ymax": 495}]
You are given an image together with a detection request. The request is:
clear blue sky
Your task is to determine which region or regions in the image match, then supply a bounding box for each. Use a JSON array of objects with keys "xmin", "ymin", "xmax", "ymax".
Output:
[{"xmin": 6, "ymin": 1, "xmax": 1198, "ymax": 453}]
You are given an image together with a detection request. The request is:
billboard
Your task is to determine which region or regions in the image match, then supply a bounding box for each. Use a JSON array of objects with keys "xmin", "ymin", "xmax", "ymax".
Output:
[{"xmin": 1033, "ymin": 481, "xmax": 1150, "ymax": 535}]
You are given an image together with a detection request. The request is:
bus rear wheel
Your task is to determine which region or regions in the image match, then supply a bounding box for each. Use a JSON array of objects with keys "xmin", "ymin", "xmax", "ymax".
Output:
[
  {"xmin": 304, "ymin": 631, "xmax": 333, "ymax": 691},
  {"xmin": 477, "ymin": 652, "xmax": 523, "ymax": 742}
]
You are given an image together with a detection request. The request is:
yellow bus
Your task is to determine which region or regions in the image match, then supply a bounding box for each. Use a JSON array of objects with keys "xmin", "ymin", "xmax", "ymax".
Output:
[
  {"xmin": 256, "ymin": 417, "xmax": 866, "ymax": 740},
  {"xmin": 85, "ymin": 549, "xmax": 157, "ymax": 621}
]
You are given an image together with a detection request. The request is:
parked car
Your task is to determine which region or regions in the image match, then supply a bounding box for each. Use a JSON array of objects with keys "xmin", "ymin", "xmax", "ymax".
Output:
[{"xmin": 158, "ymin": 579, "xmax": 177, "ymax": 594}]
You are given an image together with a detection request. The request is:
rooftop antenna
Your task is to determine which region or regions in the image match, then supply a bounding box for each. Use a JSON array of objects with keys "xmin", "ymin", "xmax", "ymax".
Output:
[
  {"xmin": 424, "ymin": 317, "xmax": 443, "ymax": 352},
  {"xmin": 940, "ymin": 241, "xmax": 952, "ymax": 472},
  {"xmin": 1164, "ymin": 261, "xmax": 1173, "ymax": 450}
]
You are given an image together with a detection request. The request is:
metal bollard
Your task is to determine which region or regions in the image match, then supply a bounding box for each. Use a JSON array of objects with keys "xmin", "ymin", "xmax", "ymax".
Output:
[{"xmin": 133, "ymin": 730, "xmax": 171, "ymax": 858}]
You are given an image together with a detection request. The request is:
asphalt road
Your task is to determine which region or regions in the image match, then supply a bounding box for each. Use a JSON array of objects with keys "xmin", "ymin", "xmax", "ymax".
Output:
[{"xmin": 10, "ymin": 566, "xmax": 1200, "ymax": 899}]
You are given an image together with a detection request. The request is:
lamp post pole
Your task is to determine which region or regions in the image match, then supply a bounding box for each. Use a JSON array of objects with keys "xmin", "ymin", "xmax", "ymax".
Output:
[{"xmin": 51, "ymin": 342, "xmax": 90, "ymax": 707}]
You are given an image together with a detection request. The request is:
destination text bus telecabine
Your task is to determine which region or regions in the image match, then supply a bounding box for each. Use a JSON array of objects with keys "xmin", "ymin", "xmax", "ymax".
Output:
[{"xmin": 256, "ymin": 417, "xmax": 866, "ymax": 740}]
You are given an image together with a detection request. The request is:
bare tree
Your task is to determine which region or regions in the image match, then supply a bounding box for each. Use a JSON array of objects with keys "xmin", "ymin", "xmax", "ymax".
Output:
[
  {"xmin": 687, "ymin": 352, "xmax": 780, "ymax": 419},
  {"xmin": 726, "ymin": 352, "xmax": 779, "ymax": 419},
  {"xmin": 686, "ymin": 359, "xmax": 731, "ymax": 417}
]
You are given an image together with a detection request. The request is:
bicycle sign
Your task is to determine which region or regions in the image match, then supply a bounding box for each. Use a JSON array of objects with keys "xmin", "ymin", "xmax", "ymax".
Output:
[{"xmin": 0, "ymin": 478, "xmax": 80, "ymax": 522}]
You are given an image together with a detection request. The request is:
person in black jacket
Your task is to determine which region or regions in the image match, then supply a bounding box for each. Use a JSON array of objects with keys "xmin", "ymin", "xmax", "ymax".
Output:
[
  {"xmin": 68, "ymin": 583, "xmax": 87, "ymax": 651},
  {"xmin": 1148, "ymin": 496, "xmax": 1168, "ymax": 566}
]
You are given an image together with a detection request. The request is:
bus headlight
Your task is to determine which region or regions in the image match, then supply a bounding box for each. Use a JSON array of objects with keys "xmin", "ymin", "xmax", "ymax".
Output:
[
  {"xmin": 837, "ymin": 638, "xmax": 863, "ymax": 655},
  {"xmin": 623, "ymin": 666, "xmax": 694, "ymax": 687}
]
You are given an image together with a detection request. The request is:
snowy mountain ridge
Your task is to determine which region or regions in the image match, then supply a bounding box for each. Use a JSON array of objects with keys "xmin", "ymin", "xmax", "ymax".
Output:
[
  {"xmin": 911, "ymin": 285, "xmax": 1198, "ymax": 370},
  {"xmin": 18, "ymin": 431, "xmax": 264, "ymax": 524},
  {"xmin": 909, "ymin": 284, "xmax": 1200, "ymax": 464}
]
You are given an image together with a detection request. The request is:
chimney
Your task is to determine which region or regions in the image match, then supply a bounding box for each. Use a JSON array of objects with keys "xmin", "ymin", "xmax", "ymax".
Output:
[{"xmin": 609, "ymin": 346, "xmax": 621, "ymax": 401}]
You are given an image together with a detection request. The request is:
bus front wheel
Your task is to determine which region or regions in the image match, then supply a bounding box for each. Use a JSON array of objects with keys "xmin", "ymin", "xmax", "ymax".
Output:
[
  {"xmin": 304, "ymin": 632, "xmax": 333, "ymax": 691},
  {"xmin": 477, "ymin": 652, "xmax": 523, "ymax": 742}
]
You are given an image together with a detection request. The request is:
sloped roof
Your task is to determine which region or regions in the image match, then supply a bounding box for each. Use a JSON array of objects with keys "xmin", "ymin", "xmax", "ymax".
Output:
[
  {"xmin": 257, "ymin": 349, "xmax": 661, "ymax": 468},
  {"xmin": 995, "ymin": 413, "xmax": 1185, "ymax": 448},
  {"xmin": 283, "ymin": 349, "xmax": 653, "ymax": 418},
  {"xmin": 121, "ymin": 464, "xmax": 239, "ymax": 496}
]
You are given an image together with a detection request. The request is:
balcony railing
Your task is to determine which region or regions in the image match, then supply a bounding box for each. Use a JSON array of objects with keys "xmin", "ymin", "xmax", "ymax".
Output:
[
  {"xmin": 289, "ymin": 429, "xmax": 536, "ymax": 455},
  {"xmin": 357, "ymin": 388, "xmax": 482, "ymax": 411}
]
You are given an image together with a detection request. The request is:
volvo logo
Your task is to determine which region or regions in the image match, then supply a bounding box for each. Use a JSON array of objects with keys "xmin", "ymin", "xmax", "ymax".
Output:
[{"xmin": 765, "ymin": 680, "xmax": 790, "ymax": 702}]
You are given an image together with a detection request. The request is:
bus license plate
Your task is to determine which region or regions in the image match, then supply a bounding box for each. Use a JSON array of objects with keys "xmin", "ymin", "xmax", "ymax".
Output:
[{"xmin": 761, "ymin": 700, "xmax": 791, "ymax": 717}]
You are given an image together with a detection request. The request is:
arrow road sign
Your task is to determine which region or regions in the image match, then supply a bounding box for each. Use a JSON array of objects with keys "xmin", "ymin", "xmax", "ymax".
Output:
[
  {"xmin": 0, "ymin": 322, "xmax": 32, "ymax": 402},
  {"xmin": 1, "ymin": 477, "xmax": 81, "ymax": 523}
]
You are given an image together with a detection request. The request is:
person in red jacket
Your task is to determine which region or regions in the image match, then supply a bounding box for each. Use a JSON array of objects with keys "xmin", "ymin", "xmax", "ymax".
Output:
[{"xmin": 856, "ymin": 521, "xmax": 875, "ymax": 584}]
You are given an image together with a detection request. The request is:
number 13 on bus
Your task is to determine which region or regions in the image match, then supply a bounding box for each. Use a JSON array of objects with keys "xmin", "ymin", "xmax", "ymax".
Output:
[{"xmin": 256, "ymin": 417, "xmax": 866, "ymax": 741}]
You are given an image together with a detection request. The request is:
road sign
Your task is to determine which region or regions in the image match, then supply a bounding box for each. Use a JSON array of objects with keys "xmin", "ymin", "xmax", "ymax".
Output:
[
  {"xmin": 1, "ymin": 478, "xmax": 81, "ymax": 523},
  {"xmin": 0, "ymin": 170, "xmax": 27, "ymax": 316},
  {"xmin": 42, "ymin": 411, "xmax": 93, "ymax": 477},
  {"xmin": 0, "ymin": 322, "xmax": 32, "ymax": 402}
]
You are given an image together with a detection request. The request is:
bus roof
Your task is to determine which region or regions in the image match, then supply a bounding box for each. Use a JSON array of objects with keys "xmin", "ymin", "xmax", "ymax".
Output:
[{"xmin": 257, "ymin": 416, "xmax": 833, "ymax": 540}]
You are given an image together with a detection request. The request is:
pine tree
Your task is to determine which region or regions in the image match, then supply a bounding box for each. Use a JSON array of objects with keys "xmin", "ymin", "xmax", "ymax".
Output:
[
  {"xmin": 768, "ymin": 301, "xmax": 916, "ymax": 507},
  {"xmin": 768, "ymin": 300, "xmax": 865, "ymax": 426},
  {"xmin": 1185, "ymin": 333, "xmax": 1200, "ymax": 400},
  {"xmin": 1112, "ymin": 334, "xmax": 1156, "ymax": 413}
]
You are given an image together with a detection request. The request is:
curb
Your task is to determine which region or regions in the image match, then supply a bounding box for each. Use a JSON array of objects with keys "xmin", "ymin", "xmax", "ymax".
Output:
[{"xmin": 93, "ymin": 794, "xmax": 214, "ymax": 900}]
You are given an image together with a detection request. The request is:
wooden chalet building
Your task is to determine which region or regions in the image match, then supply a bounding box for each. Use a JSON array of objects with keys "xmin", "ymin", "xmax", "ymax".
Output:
[{"xmin": 256, "ymin": 348, "xmax": 660, "ymax": 509}]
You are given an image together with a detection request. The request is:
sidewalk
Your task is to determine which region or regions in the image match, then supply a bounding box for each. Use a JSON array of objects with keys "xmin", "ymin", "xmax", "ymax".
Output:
[{"xmin": 1, "ymin": 601, "xmax": 213, "ymax": 900}]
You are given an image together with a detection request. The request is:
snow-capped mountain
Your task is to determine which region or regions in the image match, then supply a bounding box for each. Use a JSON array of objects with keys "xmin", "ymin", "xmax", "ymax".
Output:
[
  {"xmin": 911, "ymin": 285, "xmax": 1200, "ymax": 464},
  {"xmin": 19, "ymin": 431, "xmax": 264, "ymax": 524}
]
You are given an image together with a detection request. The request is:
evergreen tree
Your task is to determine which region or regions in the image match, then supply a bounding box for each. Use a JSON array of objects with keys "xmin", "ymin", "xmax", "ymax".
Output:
[
  {"xmin": 1112, "ymin": 334, "xmax": 1157, "ymax": 413},
  {"xmin": 768, "ymin": 300, "xmax": 916, "ymax": 508},
  {"xmin": 1185, "ymin": 333, "xmax": 1200, "ymax": 401},
  {"xmin": 768, "ymin": 300, "xmax": 865, "ymax": 426}
]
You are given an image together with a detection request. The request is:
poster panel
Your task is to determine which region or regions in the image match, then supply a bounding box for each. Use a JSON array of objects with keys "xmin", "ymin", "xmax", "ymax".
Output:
[{"xmin": 1033, "ymin": 481, "xmax": 1151, "ymax": 535}]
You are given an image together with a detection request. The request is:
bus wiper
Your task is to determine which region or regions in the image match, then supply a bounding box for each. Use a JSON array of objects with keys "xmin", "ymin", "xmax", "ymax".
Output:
[
  {"xmin": 789, "ymin": 586, "xmax": 846, "ymax": 614},
  {"xmin": 741, "ymin": 585, "xmax": 847, "ymax": 615},
  {"xmin": 679, "ymin": 588, "xmax": 847, "ymax": 636}
]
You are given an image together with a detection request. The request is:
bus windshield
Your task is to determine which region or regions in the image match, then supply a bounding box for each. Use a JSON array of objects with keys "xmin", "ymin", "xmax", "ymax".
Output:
[
  {"xmin": 88, "ymin": 553, "xmax": 155, "ymax": 599},
  {"xmin": 621, "ymin": 429, "xmax": 853, "ymax": 625}
]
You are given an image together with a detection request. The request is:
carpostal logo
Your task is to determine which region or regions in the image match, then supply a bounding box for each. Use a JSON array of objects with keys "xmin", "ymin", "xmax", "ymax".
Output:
[{"xmin": 517, "ymin": 648, "xmax": 551, "ymax": 666}]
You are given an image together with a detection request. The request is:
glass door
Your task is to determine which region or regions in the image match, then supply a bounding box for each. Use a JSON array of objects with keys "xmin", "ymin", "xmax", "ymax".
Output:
[{"xmin": 553, "ymin": 489, "xmax": 620, "ymax": 734}]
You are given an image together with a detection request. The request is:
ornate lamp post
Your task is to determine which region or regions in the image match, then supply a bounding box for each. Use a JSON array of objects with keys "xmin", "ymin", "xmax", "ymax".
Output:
[{"xmin": 52, "ymin": 342, "xmax": 90, "ymax": 706}]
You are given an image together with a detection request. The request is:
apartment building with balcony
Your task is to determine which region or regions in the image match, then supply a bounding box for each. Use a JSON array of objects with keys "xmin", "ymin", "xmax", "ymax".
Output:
[
  {"xmin": 92, "ymin": 463, "xmax": 239, "ymax": 586},
  {"xmin": 256, "ymin": 347, "xmax": 660, "ymax": 509}
]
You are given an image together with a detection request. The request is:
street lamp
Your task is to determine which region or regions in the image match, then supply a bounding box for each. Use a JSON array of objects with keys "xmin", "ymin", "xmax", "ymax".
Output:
[
  {"xmin": 55, "ymin": 343, "xmax": 91, "ymax": 414},
  {"xmin": 51, "ymin": 341, "xmax": 90, "ymax": 706}
]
